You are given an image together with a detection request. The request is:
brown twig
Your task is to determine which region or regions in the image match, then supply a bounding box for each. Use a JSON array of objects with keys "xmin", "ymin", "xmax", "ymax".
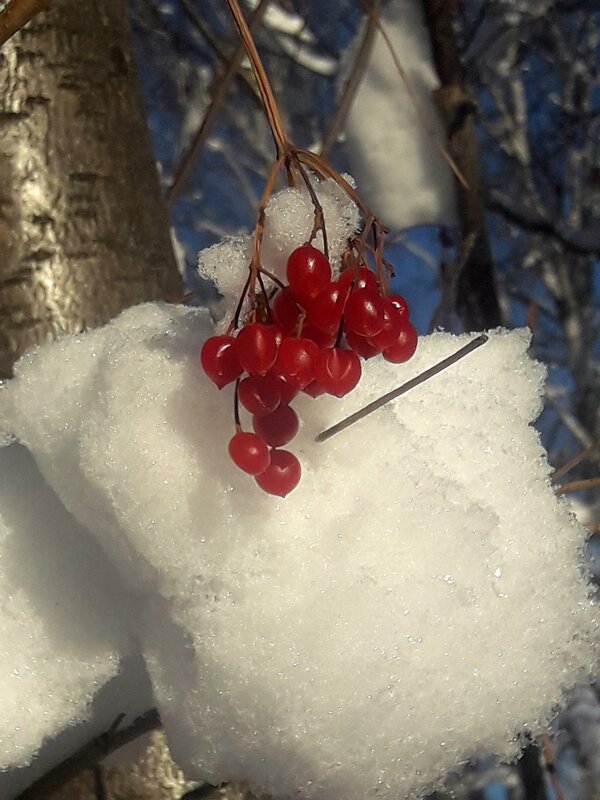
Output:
[
  {"xmin": 552, "ymin": 441, "xmax": 600, "ymax": 483},
  {"xmin": 225, "ymin": 0, "xmax": 288, "ymax": 157},
  {"xmin": 361, "ymin": 0, "xmax": 468, "ymax": 190},
  {"xmin": 316, "ymin": 334, "xmax": 489, "ymax": 443},
  {"xmin": 166, "ymin": 0, "xmax": 270, "ymax": 205},
  {"xmin": 16, "ymin": 710, "xmax": 161, "ymax": 800},
  {"xmin": 320, "ymin": 8, "xmax": 379, "ymax": 159},
  {"xmin": 0, "ymin": 0, "xmax": 50, "ymax": 46},
  {"xmin": 555, "ymin": 477, "xmax": 600, "ymax": 497},
  {"xmin": 539, "ymin": 733, "xmax": 565, "ymax": 800}
]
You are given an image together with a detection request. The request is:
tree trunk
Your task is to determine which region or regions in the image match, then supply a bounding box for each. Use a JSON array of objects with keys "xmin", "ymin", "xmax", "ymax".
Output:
[
  {"xmin": 422, "ymin": 0, "xmax": 502, "ymax": 332},
  {"xmin": 0, "ymin": 0, "xmax": 182, "ymax": 378}
]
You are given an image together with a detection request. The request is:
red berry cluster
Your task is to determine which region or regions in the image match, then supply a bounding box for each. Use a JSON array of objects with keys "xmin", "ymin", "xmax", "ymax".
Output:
[{"xmin": 200, "ymin": 244, "xmax": 417, "ymax": 497}]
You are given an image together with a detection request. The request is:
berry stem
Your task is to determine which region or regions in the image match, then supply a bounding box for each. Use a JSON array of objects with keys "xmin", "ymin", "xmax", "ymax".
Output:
[{"xmin": 225, "ymin": 0, "xmax": 289, "ymax": 159}]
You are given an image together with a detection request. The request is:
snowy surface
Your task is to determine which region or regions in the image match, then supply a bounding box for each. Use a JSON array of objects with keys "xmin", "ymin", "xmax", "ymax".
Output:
[
  {"xmin": 0, "ymin": 445, "xmax": 129, "ymax": 770},
  {"xmin": 343, "ymin": 1, "xmax": 457, "ymax": 228},
  {"xmin": 0, "ymin": 301, "xmax": 597, "ymax": 800}
]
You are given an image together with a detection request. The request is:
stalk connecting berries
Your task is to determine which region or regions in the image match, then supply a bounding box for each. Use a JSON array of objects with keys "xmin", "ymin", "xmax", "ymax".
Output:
[{"xmin": 200, "ymin": 243, "xmax": 418, "ymax": 497}]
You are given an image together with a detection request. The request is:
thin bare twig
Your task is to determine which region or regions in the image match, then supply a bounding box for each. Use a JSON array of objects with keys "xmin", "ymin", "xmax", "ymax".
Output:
[
  {"xmin": 361, "ymin": 0, "xmax": 468, "ymax": 190},
  {"xmin": 0, "ymin": 0, "xmax": 50, "ymax": 46},
  {"xmin": 556, "ymin": 477, "xmax": 600, "ymax": 496},
  {"xmin": 316, "ymin": 334, "xmax": 488, "ymax": 443},
  {"xmin": 320, "ymin": 9, "xmax": 378, "ymax": 159},
  {"xmin": 16, "ymin": 710, "xmax": 161, "ymax": 800},
  {"xmin": 166, "ymin": 0, "xmax": 270, "ymax": 205},
  {"xmin": 552, "ymin": 440, "xmax": 600, "ymax": 482},
  {"xmin": 540, "ymin": 733, "xmax": 565, "ymax": 800}
]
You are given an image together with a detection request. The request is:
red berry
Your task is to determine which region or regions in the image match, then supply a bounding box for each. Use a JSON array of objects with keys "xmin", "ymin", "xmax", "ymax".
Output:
[
  {"xmin": 314, "ymin": 347, "xmax": 362, "ymax": 397},
  {"xmin": 302, "ymin": 379, "xmax": 326, "ymax": 397},
  {"xmin": 304, "ymin": 281, "xmax": 346, "ymax": 333},
  {"xmin": 228, "ymin": 432, "xmax": 271, "ymax": 475},
  {"xmin": 236, "ymin": 323, "xmax": 280, "ymax": 376},
  {"xmin": 238, "ymin": 375, "xmax": 281, "ymax": 416},
  {"xmin": 338, "ymin": 266, "xmax": 378, "ymax": 294},
  {"xmin": 286, "ymin": 244, "xmax": 331, "ymax": 302},
  {"xmin": 255, "ymin": 449, "xmax": 301, "ymax": 497},
  {"xmin": 273, "ymin": 288, "xmax": 301, "ymax": 334},
  {"xmin": 253, "ymin": 404, "xmax": 299, "ymax": 447},
  {"xmin": 272, "ymin": 337, "xmax": 319, "ymax": 388},
  {"xmin": 383, "ymin": 322, "xmax": 418, "ymax": 363},
  {"xmin": 345, "ymin": 328, "xmax": 382, "ymax": 359},
  {"xmin": 369, "ymin": 299, "xmax": 405, "ymax": 349},
  {"xmin": 388, "ymin": 294, "xmax": 410, "ymax": 319},
  {"xmin": 343, "ymin": 288, "xmax": 386, "ymax": 337},
  {"xmin": 271, "ymin": 375, "xmax": 300, "ymax": 404},
  {"xmin": 301, "ymin": 320, "xmax": 337, "ymax": 349},
  {"xmin": 200, "ymin": 335, "xmax": 243, "ymax": 389}
]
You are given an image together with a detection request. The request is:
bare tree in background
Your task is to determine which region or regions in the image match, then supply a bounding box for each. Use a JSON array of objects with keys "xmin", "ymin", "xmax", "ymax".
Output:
[{"xmin": 0, "ymin": 0, "xmax": 181, "ymax": 378}]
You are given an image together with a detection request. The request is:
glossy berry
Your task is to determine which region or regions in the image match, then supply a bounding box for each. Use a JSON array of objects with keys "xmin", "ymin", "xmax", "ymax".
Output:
[
  {"xmin": 271, "ymin": 375, "xmax": 300, "ymax": 404},
  {"xmin": 302, "ymin": 379, "xmax": 326, "ymax": 397},
  {"xmin": 301, "ymin": 320, "xmax": 338, "ymax": 349},
  {"xmin": 286, "ymin": 244, "xmax": 331, "ymax": 302},
  {"xmin": 338, "ymin": 266, "xmax": 378, "ymax": 294},
  {"xmin": 228, "ymin": 431, "xmax": 271, "ymax": 475},
  {"xmin": 272, "ymin": 337, "xmax": 319, "ymax": 388},
  {"xmin": 388, "ymin": 293, "xmax": 410, "ymax": 319},
  {"xmin": 369, "ymin": 299, "xmax": 405, "ymax": 349},
  {"xmin": 235, "ymin": 322, "xmax": 280, "ymax": 376},
  {"xmin": 237, "ymin": 375, "xmax": 281, "ymax": 416},
  {"xmin": 255, "ymin": 449, "xmax": 301, "ymax": 497},
  {"xmin": 345, "ymin": 328, "xmax": 382, "ymax": 359},
  {"xmin": 383, "ymin": 322, "xmax": 418, "ymax": 363},
  {"xmin": 315, "ymin": 347, "xmax": 362, "ymax": 397},
  {"xmin": 304, "ymin": 281, "xmax": 346, "ymax": 333},
  {"xmin": 253, "ymin": 404, "xmax": 299, "ymax": 447},
  {"xmin": 200, "ymin": 335, "xmax": 243, "ymax": 389},
  {"xmin": 343, "ymin": 288, "xmax": 386, "ymax": 337},
  {"xmin": 272, "ymin": 288, "xmax": 301, "ymax": 334}
]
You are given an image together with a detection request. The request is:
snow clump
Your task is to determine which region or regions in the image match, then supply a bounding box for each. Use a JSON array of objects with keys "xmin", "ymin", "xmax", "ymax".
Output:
[{"xmin": 0, "ymin": 301, "xmax": 597, "ymax": 800}]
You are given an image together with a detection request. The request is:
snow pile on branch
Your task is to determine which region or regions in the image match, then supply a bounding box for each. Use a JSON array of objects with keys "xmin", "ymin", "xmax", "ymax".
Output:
[
  {"xmin": 343, "ymin": 0, "xmax": 457, "ymax": 228},
  {"xmin": 0, "ymin": 299, "xmax": 597, "ymax": 798},
  {"xmin": 198, "ymin": 177, "xmax": 359, "ymax": 322}
]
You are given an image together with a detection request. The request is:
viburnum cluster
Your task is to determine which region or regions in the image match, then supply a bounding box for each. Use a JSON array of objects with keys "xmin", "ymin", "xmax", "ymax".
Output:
[{"xmin": 201, "ymin": 242, "xmax": 417, "ymax": 497}]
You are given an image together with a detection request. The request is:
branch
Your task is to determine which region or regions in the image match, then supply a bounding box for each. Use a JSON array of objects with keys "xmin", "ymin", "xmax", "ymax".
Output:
[
  {"xmin": 16, "ymin": 710, "xmax": 161, "ymax": 800},
  {"xmin": 0, "ymin": 0, "xmax": 50, "ymax": 46},
  {"xmin": 487, "ymin": 192, "xmax": 600, "ymax": 257},
  {"xmin": 166, "ymin": 0, "xmax": 270, "ymax": 204}
]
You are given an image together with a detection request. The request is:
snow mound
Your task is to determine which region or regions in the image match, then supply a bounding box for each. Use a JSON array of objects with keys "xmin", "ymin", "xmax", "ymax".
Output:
[
  {"xmin": 0, "ymin": 302, "xmax": 596, "ymax": 799},
  {"xmin": 343, "ymin": 1, "xmax": 457, "ymax": 228},
  {"xmin": 0, "ymin": 445, "xmax": 128, "ymax": 770}
]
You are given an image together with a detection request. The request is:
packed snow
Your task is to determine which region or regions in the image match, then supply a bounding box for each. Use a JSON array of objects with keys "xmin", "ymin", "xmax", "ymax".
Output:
[
  {"xmin": 343, "ymin": 0, "xmax": 457, "ymax": 228},
  {"xmin": 0, "ymin": 298, "xmax": 597, "ymax": 799}
]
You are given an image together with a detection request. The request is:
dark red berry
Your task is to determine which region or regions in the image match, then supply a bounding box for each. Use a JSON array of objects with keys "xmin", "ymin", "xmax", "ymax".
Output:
[
  {"xmin": 302, "ymin": 379, "xmax": 326, "ymax": 397},
  {"xmin": 388, "ymin": 294, "xmax": 410, "ymax": 319},
  {"xmin": 255, "ymin": 449, "xmax": 301, "ymax": 497},
  {"xmin": 236, "ymin": 323, "xmax": 280, "ymax": 376},
  {"xmin": 200, "ymin": 335, "xmax": 243, "ymax": 389},
  {"xmin": 253, "ymin": 404, "xmax": 299, "ymax": 447},
  {"xmin": 343, "ymin": 288, "xmax": 386, "ymax": 337},
  {"xmin": 271, "ymin": 375, "xmax": 300, "ymax": 404},
  {"xmin": 345, "ymin": 329, "xmax": 382, "ymax": 359},
  {"xmin": 272, "ymin": 337, "xmax": 319, "ymax": 388},
  {"xmin": 301, "ymin": 320, "xmax": 338, "ymax": 349},
  {"xmin": 228, "ymin": 432, "xmax": 271, "ymax": 475},
  {"xmin": 286, "ymin": 244, "xmax": 331, "ymax": 302},
  {"xmin": 369, "ymin": 299, "xmax": 405, "ymax": 349},
  {"xmin": 383, "ymin": 322, "xmax": 418, "ymax": 363},
  {"xmin": 238, "ymin": 375, "xmax": 281, "ymax": 416},
  {"xmin": 314, "ymin": 347, "xmax": 362, "ymax": 397},
  {"xmin": 338, "ymin": 266, "xmax": 378, "ymax": 294},
  {"xmin": 304, "ymin": 281, "xmax": 346, "ymax": 333},
  {"xmin": 272, "ymin": 288, "xmax": 301, "ymax": 334}
]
